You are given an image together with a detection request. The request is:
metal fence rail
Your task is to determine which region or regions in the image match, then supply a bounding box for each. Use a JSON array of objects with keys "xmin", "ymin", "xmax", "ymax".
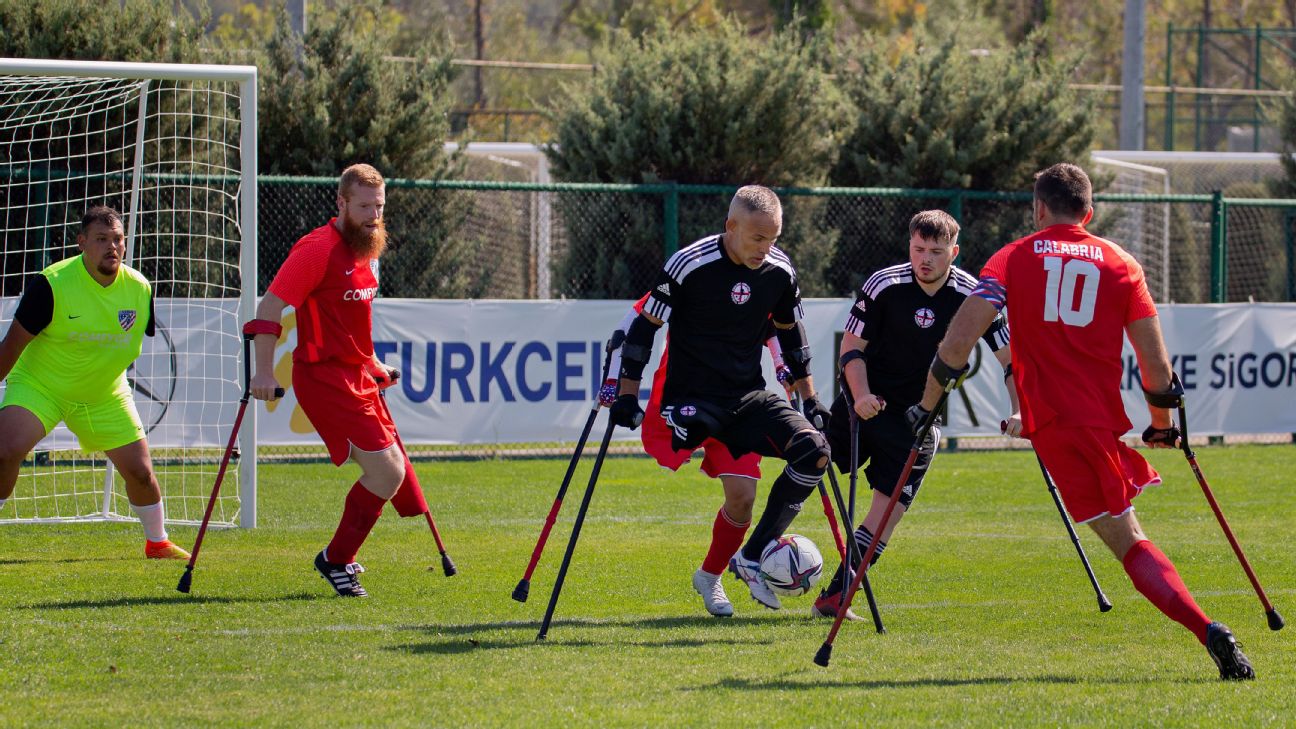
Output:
[{"xmin": 258, "ymin": 177, "xmax": 1296, "ymax": 304}]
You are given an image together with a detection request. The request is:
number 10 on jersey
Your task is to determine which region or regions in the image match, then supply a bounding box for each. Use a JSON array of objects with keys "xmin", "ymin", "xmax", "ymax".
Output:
[{"xmin": 1042, "ymin": 256, "xmax": 1099, "ymax": 326}]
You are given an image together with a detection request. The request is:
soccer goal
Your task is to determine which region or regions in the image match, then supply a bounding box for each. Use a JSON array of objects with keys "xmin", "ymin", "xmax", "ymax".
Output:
[
  {"xmin": 0, "ymin": 59, "xmax": 258, "ymax": 528},
  {"xmin": 1090, "ymin": 155, "xmax": 1172, "ymax": 302}
]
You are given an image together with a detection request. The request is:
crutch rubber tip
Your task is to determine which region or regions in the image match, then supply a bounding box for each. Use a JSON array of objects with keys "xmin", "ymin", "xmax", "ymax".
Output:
[
  {"xmin": 1267, "ymin": 608, "xmax": 1284, "ymax": 631},
  {"xmin": 176, "ymin": 568, "xmax": 193, "ymax": 594},
  {"xmin": 512, "ymin": 579, "xmax": 531, "ymax": 603},
  {"xmin": 535, "ymin": 631, "xmax": 548, "ymax": 642},
  {"xmin": 441, "ymin": 553, "xmax": 458, "ymax": 577},
  {"xmin": 1099, "ymin": 596, "xmax": 1113, "ymax": 612},
  {"xmin": 813, "ymin": 643, "xmax": 833, "ymax": 667}
]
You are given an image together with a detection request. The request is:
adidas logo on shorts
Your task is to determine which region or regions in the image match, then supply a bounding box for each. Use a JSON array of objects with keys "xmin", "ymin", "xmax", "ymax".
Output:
[{"xmin": 656, "ymin": 283, "xmax": 670, "ymax": 295}]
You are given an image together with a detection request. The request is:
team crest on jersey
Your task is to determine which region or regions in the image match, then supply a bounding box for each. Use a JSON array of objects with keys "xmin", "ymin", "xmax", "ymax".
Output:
[
  {"xmin": 913, "ymin": 307, "xmax": 936, "ymax": 329},
  {"xmin": 118, "ymin": 309, "xmax": 137, "ymax": 331},
  {"xmin": 680, "ymin": 405, "xmax": 697, "ymax": 417},
  {"xmin": 730, "ymin": 282, "xmax": 752, "ymax": 305}
]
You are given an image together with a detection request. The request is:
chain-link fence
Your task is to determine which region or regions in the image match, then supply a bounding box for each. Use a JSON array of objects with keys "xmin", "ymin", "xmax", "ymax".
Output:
[{"xmin": 258, "ymin": 177, "xmax": 1296, "ymax": 304}]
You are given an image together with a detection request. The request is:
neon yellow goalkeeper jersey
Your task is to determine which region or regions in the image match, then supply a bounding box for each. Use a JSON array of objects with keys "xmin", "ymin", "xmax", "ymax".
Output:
[{"xmin": 10, "ymin": 255, "xmax": 151, "ymax": 403}]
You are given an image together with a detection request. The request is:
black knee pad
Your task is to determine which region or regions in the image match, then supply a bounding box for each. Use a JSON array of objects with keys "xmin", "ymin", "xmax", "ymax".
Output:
[{"xmin": 785, "ymin": 428, "xmax": 830, "ymax": 477}]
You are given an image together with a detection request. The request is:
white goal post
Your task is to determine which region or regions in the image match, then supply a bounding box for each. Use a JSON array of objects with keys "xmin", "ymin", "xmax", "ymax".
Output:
[{"xmin": 0, "ymin": 58, "xmax": 258, "ymax": 528}]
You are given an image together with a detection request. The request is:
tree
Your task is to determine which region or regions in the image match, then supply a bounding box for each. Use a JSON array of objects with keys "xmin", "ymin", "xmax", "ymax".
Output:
[
  {"xmin": 0, "ymin": 0, "xmax": 206, "ymax": 63},
  {"xmin": 254, "ymin": 2, "xmax": 489, "ymax": 298},
  {"xmin": 827, "ymin": 21, "xmax": 1097, "ymax": 292},
  {"xmin": 544, "ymin": 19, "xmax": 851, "ymax": 297}
]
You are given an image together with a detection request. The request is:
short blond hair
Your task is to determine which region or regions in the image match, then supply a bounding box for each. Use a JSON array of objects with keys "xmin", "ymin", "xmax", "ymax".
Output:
[
  {"xmin": 339, "ymin": 163, "xmax": 385, "ymax": 197},
  {"xmin": 729, "ymin": 185, "xmax": 782, "ymax": 219}
]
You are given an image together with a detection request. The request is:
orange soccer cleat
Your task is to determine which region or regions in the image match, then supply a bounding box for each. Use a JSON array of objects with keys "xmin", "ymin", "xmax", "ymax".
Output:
[{"xmin": 145, "ymin": 539, "xmax": 191, "ymax": 560}]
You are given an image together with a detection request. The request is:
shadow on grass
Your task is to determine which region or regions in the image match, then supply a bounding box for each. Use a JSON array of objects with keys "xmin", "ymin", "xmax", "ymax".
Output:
[
  {"xmin": 23, "ymin": 591, "xmax": 323, "ymax": 610},
  {"xmin": 692, "ymin": 674, "xmax": 1214, "ymax": 691},
  {"xmin": 0, "ymin": 556, "xmax": 133, "ymax": 565},
  {"xmin": 387, "ymin": 615, "xmax": 778, "ymax": 654}
]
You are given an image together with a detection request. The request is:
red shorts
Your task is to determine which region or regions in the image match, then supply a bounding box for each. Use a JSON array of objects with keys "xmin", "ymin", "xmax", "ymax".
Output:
[
  {"xmin": 1031, "ymin": 423, "xmax": 1161, "ymax": 523},
  {"xmin": 641, "ymin": 396, "xmax": 760, "ymax": 480},
  {"xmin": 293, "ymin": 359, "xmax": 397, "ymax": 466}
]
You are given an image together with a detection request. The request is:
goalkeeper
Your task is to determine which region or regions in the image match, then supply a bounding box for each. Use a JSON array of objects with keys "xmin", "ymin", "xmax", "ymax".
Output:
[{"xmin": 0, "ymin": 206, "xmax": 189, "ymax": 559}]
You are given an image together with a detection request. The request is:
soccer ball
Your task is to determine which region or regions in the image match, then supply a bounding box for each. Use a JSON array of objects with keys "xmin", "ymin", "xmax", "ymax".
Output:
[{"xmin": 758, "ymin": 534, "xmax": 823, "ymax": 597}]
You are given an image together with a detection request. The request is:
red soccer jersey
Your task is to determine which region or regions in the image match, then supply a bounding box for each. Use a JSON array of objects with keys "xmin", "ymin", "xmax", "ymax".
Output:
[
  {"xmin": 268, "ymin": 219, "xmax": 379, "ymax": 364},
  {"xmin": 975, "ymin": 223, "xmax": 1158, "ymax": 435}
]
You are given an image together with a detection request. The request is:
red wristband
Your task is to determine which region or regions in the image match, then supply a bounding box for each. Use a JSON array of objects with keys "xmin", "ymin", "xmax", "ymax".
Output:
[{"xmin": 242, "ymin": 319, "xmax": 283, "ymax": 338}]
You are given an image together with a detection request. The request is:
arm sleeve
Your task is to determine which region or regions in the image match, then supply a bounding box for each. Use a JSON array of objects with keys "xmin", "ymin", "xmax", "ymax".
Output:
[
  {"xmin": 973, "ymin": 249, "xmax": 1010, "ymax": 312},
  {"xmin": 13, "ymin": 275, "xmax": 53, "ymax": 335},
  {"xmin": 980, "ymin": 311, "xmax": 1009, "ymax": 351},
  {"xmin": 642, "ymin": 266, "xmax": 677, "ymax": 323},
  {"xmin": 267, "ymin": 239, "xmax": 330, "ymax": 308},
  {"xmin": 842, "ymin": 284, "xmax": 877, "ymax": 339},
  {"xmin": 1123, "ymin": 256, "xmax": 1158, "ymax": 324},
  {"xmin": 606, "ymin": 298, "xmax": 646, "ymax": 380},
  {"xmin": 770, "ymin": 271, "xmax": 804, "ymax": 326},
  {"xmin": 145, "ymin": 290, "xmax": 156, "ymax": 337}
]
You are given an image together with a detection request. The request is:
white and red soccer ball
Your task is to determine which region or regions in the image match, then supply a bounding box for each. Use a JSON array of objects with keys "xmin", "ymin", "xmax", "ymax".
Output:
[{"xmin": 758, "ymin": 534, "xmax": 823, "ymax": 596}]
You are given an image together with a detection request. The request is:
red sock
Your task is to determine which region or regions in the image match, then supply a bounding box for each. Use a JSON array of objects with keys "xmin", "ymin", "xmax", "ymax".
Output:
[
  {"xmin": 701, "ymin": 507, "xmax": 750, "ymax": 575},
  {"xmin": 325, "ymin": 481, "xmax": 386, "ymax": 565},
  {"xmin": 1122, "ymin": 539, "xmax": 1212, "ymax": 644}
]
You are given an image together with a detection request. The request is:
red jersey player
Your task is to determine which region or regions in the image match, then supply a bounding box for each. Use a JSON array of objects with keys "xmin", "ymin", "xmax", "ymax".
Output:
[
  {"xmin": 248, "ymin": 164, "xmax": 434, "ymax": 598},
  {"xmin": 605, "ymin": 295, "xmax": 792, "ymax": 616},
  {"xmin": 915, "ymin": 162, "xmax": 1253, "ymax": 680}
]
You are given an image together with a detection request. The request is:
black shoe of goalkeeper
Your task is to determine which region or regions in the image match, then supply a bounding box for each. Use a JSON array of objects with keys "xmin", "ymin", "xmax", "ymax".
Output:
[
  {"xmin": 315, "ymin": 550, "xmax": 369, "ymax": 598},
  {"xmin": 1205, "ymin": 622, "xmax": 1254, "ymax": 680}
]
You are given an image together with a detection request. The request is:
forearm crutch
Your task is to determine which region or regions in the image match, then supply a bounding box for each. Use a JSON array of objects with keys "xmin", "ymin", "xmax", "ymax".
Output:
[{"xmin": 177, "ymin": 324, "xmax": 282, "ymax": 593}]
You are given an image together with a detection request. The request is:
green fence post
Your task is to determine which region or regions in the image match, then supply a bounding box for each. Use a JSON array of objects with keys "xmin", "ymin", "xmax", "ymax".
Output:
[
  {"xmin": 1195, "ymin": 25, "xmax": 1205, "ymax": 151},
  {"xmin": 1165, "ymin": 23, "xmax": 1175, "ymax": 150},
  {"xmin": 1286, "ymin": 210, "xmax": 1296, "ymax": 301},
  {"xmin": 1209, "ymin": 190, "xmax": 1226, "ymax": 303},
  {"xmin": 1254, "ymin": 24, "xmax": 1263, "ymax": 152},
  {"xmin": 663, "ymin": 182, "xmax": 680, "ymax": 257}
]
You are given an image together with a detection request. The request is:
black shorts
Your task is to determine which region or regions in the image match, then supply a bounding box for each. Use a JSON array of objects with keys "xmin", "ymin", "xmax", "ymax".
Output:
[
  {"xmin": 826, "ymin": 394, "xmax": 938, "ymax": 509},
  {"xmin": 660, "ymin": 390, "xmax": 811, "ymax": 461}
]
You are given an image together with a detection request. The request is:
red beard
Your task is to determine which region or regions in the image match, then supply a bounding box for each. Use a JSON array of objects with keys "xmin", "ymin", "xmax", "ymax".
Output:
[{"xmin": 340, "ymin": 213, "xmax": 388, "ymax": 259}]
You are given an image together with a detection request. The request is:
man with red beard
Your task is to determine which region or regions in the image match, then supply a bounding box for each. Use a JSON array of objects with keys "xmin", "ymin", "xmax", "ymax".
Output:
[{"xmin": 249, "ymin": 164, "xmax": 431, "ymax": 597}]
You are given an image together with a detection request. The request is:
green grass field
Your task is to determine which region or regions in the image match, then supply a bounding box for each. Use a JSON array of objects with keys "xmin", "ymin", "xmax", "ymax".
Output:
[{"xmin": 2, "ymin": 445, "xmax": 1293, "ymax": 727}]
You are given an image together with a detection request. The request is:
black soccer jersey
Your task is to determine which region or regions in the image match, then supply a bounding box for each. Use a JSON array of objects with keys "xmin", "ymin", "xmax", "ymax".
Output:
[
  {"xmin": 843, "ymin": 262, "xmax": 1008, "ymax": 407},
  {"xmin": 644, "ymin": 235, "xmax": 803, "ymax": 403}
]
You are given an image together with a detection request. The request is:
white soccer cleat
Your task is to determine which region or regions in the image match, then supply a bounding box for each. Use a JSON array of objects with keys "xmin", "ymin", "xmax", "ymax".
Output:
[
  {"xmin": 692, "ymin": 569, "xmax": 734, "ymax": 617},
  {"xmin": 728, "ymin": 553, "xmax": 781, "ymax": 610}
]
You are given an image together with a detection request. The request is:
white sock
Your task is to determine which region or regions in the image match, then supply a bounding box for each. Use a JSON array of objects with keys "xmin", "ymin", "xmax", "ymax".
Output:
[{"xmin": 130, "ymin": 501, "xmax": 168, "ymax": 542}]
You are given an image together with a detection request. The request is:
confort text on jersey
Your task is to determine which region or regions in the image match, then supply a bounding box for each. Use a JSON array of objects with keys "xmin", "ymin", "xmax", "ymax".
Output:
[
  {"xmin": 342, "ymin": 287, "xmax": 378, "ymax": 301},
  {"xmin": 1033, "ymin": 239, "xmax": 1105, "ymax": 261}
]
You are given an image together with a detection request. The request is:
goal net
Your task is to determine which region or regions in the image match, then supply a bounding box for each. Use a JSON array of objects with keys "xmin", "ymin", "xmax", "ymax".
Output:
[
  {"xmin": 1090, "ymin": 155, "xmax": 1172, "ymax": 302},
  {"xmin": 0, "ymin": 59, "xmax": 258, "ymax": 528}
]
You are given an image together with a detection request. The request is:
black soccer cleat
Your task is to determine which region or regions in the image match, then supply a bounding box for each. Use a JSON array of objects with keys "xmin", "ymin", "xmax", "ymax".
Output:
[
  {"xmin": 1205, "ymin": 622, "xmax": 1255, "ymax": 680},
  {"xmin": 314, "ymin": 550, "xmax": 369, "ymax": 598}
]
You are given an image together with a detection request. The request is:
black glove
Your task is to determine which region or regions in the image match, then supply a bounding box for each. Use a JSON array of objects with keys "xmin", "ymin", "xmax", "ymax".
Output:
[
  {"xmin": 1142, "ymin": 424, "xmax": 1181, "ymax": 448},
  {"xmin": 609, "ymin": 394, "xmax": 645, "ymax": 430},
  {"xmin": 802, "ymin": 395, "xmax": 831, "ymax": 432},
  {"xmin": 904, "ymin": 404, "xmax": 938, "ymax": 436}
]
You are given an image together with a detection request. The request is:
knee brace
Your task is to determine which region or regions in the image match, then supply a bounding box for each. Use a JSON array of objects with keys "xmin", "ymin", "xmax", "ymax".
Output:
[{"xmin": 784, "ymin": 428, "xmax": 830, "ymax": 485}]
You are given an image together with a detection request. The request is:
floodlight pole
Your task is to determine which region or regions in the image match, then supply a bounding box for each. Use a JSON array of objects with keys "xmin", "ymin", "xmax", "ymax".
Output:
[{"xmin": 1120, "ymin": 0, "xmax": 1146, "ymax": 150}]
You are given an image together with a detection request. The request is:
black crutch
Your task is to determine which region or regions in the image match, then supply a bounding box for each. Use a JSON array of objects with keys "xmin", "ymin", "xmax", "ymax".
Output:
[
  {"xmin": 1002, "ymin": 421, "xmax": 1111, "ymax": 612},
  {"xmin": 823, "ymin": 461, "xmax": 885, "ymax": 633},
  {"xmin": 514, "ymin": 335, "xmax": 621, "ymax": 603},
  {"xmin": 536, "ymin": 405, "xmax": 639, "ymax": 640}
]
